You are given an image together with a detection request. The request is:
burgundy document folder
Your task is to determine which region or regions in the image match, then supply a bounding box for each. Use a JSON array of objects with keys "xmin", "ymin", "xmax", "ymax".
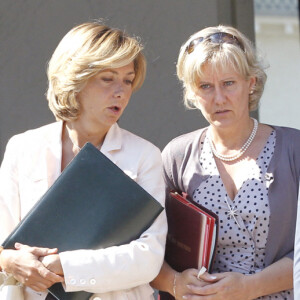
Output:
[{"xmin": 159, "ymin": 192, "xmax": 218, "ymax": 300}]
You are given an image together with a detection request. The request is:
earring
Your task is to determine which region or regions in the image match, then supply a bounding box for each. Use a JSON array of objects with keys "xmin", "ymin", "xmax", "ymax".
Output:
[{"xmin": 249, "ymin": 90, "xmax": 254, "ymax": 95}]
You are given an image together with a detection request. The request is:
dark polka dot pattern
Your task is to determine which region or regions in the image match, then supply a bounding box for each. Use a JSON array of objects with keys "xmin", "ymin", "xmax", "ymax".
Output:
[{"xmin": 192, "ymin": 131, "xmax": 292, "ymax": 299}]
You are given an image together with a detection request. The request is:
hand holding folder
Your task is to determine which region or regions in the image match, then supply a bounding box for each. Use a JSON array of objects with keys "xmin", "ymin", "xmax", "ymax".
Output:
[
  {"xmin": 2, "ymin": 143, "xmax": 164, "ymax": 300},
  {"xmin": 165, "ymin": 192, "xmax": 218, "ymax": 272},
  {"xmin": 159, "ymin": 191, "xmax": 218, "ymax": 300}
]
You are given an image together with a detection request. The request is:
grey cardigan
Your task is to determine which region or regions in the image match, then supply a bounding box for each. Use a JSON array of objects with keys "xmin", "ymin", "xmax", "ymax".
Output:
[{"xmin": 162, "ymin": 125, "xmax": 300, "ymax": 267}]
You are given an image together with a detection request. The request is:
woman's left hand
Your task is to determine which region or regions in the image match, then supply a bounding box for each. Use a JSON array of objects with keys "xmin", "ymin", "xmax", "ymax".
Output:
[
  {"xmin": 39, "ymin": 254, "xmax": 63, "ymax": 276},
  {"xmin": 15, "ymin": 243, "xmax": 64, "ymax": 276},
  {"xmin": 189, "ymin": 271, "xmax": 251, "ymax": 300},
  {"xmin": 0, "ymin": 243, "xmax": 64, "ymax": 291}
]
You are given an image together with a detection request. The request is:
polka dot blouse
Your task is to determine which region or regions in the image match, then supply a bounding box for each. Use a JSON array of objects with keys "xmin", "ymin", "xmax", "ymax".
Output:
[{"xmin": 192, "ymin": 131, "xmax": 293, "ymax": 300}]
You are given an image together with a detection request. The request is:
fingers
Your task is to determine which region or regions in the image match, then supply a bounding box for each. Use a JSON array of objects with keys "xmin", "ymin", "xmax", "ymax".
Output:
[
  {"xmin": 19, "ymin": 274, "xmax": 59, "ymax": 290},
  {"xmin": 178, "ymin": 269, "xmax": 220, "ymax": 299},
  {"xmin": 188, "ymin": 273, "xmax": 230, "ymax": 297},
  {"xmin": 40, "ymin": 254, "xmax": 64, "ymax": 276},
  {"xmin": 197, "ymin": 267, "xmax": 207, "ymax": 279},
  {"xmin": 21, "ymin": 266, "xmax": 64, "ymax": 291},
  {"xmin": 30, "ymin": 283, "xmax": 49, "ymax": 292},
  {"xmin": 2, "ymin": 248, "xmax": 64, "ymax": 292},
  {"xmin": 181, "ymin": 269, "xmax": 203, "ymax": 286},
  {"xmin": 22, "ymin": 277, "xmax": 50, "ymax": 292},
  {"xmin": 38, "ymin": 263, "xmax": 64, "ymax": 282},
  {"xmin": 15, "ymin": 243, "xmax": 58, "ymax": 256},
  {"xmin": 187, "ymin": 281, "xmax": 219, "ymax": 296},
  {"xmin": 198, "ymin": 272, "xmax": 218, "ymax": 283},
  {"xmin": 183, "ymin": 271, "xmax": 249, "ymax": 299},
  {"xmin": 174, "ymin": 269, "xmax": 211, "ymax": 299}
]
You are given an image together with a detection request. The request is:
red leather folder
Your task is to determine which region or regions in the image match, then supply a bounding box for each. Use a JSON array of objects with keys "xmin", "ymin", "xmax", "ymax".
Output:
[{"xmin": 159, "ymin": 192, "xmax": 218, "ymax": 300}]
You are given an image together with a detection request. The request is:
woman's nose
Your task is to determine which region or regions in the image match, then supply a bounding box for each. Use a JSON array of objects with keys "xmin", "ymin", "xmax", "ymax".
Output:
[
  {"xmin": 113, "ymin": 82, "xmax": 125, "ymax": 98},
  {"xmin": 214, "ymin": 86, "xmax": 226, "ymax": 104}
]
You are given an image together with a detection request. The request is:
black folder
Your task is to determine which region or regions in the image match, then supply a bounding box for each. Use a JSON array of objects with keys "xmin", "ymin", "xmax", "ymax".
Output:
[{"xmin": 2, "ymin": 143, "xmax": 164, "ymax": 300}]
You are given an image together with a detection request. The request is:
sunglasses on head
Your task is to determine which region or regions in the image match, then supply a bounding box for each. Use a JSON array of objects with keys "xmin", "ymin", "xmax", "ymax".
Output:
[{"xmin": 185, "ymin": 32, "xmax": 245, "ymax": 54}]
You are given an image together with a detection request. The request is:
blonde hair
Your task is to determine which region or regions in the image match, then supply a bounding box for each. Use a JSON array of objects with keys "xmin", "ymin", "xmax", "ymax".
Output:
[
  {"xmin": 177, "ymin": 25, "xmax": 267, "ymax": 111},
  {"xmin": 47, "ymin": 21, "xmax": 146, "ymax": 121}
]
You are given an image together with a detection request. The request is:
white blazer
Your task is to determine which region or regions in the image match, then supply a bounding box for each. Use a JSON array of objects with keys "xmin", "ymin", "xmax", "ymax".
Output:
[{"xmin": 0, "ymin": 121, "xmax": 167, "ymax": 300}]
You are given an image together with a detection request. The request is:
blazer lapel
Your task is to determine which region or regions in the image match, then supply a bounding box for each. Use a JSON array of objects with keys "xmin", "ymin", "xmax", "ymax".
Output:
[
  {"xmin": 19, "ymin": 122, "xmax": 63, "ymax": 218},
  {"xmin": 100, "ymin": 123, "xmax": 122, "ymax": 165},
  {"xmin": 45, "ymin": 121, "xmax": 64, "ymax": 188}
]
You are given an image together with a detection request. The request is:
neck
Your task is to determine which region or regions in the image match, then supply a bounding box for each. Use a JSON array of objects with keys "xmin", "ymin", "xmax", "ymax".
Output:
[
  {"xmin": 64, "ymin": 121, "xmax": 109, "ymax": 151},
  {"xmin": 209, "ymin": 117, "xmax": 253, "ymax": 150},
  {"xmin": 207, "ymin": 117, "xmax": 258, "ymax": 162}
]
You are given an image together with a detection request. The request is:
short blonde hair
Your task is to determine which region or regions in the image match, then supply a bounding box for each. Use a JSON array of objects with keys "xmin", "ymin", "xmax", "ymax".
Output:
[
  {"xmin": 47, "ymin": 21, "xmax": 146, "ymax": 121},
  {"xmin": 177, "ymin": 25, "xmax": 267, "ymax": 111}
]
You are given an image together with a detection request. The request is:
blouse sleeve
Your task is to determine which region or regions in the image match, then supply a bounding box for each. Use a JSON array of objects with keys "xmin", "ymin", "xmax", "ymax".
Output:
[
  {"xmin": 0, "ymin": 136, "xmax": 21, "ymax": 244},
  {"xmin": 161, "ymin": 142, "xmax": 178, "ymax": 194}
]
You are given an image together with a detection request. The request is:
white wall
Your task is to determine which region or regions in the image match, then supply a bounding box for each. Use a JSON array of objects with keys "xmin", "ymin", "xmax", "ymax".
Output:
[{"xmin": 255, "ymin": 16, "xmax": 300, "ymax": 129}]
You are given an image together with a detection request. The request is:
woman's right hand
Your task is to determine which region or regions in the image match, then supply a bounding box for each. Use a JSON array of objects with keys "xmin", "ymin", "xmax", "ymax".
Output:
[
  {"xmin": 0, "ymin": 243, "xmax": 64, "ymax": 292},
  {"xmin": 174, "ymin": 269, "xmax": 218, "ymax": 299}
]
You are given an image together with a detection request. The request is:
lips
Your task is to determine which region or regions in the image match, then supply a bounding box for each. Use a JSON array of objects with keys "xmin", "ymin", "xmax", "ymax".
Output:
[
  {"xmin": 108, "ymin": 105, "xmax": 121, "ymax": 112},
  {"xmin": 107, "ymin": 105, "xmax": 122, "ymax": 116},
  {"xmin": 216, "ymin": 109, "xmax": 229, "ymax": 113}
]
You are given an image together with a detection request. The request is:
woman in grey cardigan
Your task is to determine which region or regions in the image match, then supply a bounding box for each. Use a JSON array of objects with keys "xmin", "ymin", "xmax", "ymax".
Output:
[{"xmin": 152, "ymin": 25, "xmax": 300, "ymax": 299}]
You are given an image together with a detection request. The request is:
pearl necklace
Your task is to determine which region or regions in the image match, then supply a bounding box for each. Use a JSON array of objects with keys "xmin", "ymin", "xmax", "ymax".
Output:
[{"xmin": 208, "ymin": 118, "xmax": 258, "ymax": 162}]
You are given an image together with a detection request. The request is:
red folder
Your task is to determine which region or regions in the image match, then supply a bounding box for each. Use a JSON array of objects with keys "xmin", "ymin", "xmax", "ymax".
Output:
[{"xmin": 159, "ymin": 192, "xmax": 218, "ymax": 300}]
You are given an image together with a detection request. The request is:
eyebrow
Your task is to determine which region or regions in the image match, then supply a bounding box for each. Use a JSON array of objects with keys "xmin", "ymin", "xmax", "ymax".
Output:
[
  {"xmin": 102, "ymin": 69, "xmax": 135, "ymax": 76},
  {"xmin": 198, "ymin": 75, "xmax": 236, "ymax": 82}
]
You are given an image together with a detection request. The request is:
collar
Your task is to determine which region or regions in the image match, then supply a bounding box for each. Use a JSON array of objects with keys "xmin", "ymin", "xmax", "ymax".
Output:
[
  {"xmin": 50, "ymin": 121, "xmax": 123, "ymax": 154},
  {"xmin": 45, "ymin": 122, "xmax": 123, "ymax": 179},
  {"xmin": 100, "ymin": 123, "xmax": 123, "ymax": 155}
]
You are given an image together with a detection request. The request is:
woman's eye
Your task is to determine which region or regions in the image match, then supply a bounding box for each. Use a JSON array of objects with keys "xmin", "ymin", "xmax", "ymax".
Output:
[
  {"xmin": 224, "ymin": 81, "xmax": 234, "ymax": 86},
  {"xmin": 125, "ymin": 79, "xmax": 133, "ymax": 85},
  {"xmin": 102, "ymin": 77, "xmax": 113, "ymax": 82},
  {"xmin": 200, "ymin": 84, "xmax": 211, "ymax": 90}
]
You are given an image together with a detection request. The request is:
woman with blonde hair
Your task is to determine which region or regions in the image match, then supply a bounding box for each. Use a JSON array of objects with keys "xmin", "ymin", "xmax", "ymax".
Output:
[
  {"xmin": 152, "ymin": 25, "xmax": 300, "ymax": 299},
  {"xmin": 0, "ymin": 21, "xmax": 167, "ymax": 300}
]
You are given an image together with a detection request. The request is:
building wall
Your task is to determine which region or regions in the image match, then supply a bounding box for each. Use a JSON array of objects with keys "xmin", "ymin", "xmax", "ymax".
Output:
[
  {"xmin": 254, "ymin": 2, "xmax": 300, "ymax": 129},
  {"xmin": 0, "ymin": 0, "xmax": 255, "ymax": 159}
]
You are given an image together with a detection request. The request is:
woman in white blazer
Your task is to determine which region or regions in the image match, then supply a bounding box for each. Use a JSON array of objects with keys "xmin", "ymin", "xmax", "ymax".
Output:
[{"xmin": 0, "ymin": 21, "xmax": 167, "ymax": 300}]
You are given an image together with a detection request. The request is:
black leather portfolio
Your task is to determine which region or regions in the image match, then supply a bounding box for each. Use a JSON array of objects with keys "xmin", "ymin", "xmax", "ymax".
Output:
[{"xmin": 2, "ymin": 143, "xmax": 164, "ymax": 300}]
